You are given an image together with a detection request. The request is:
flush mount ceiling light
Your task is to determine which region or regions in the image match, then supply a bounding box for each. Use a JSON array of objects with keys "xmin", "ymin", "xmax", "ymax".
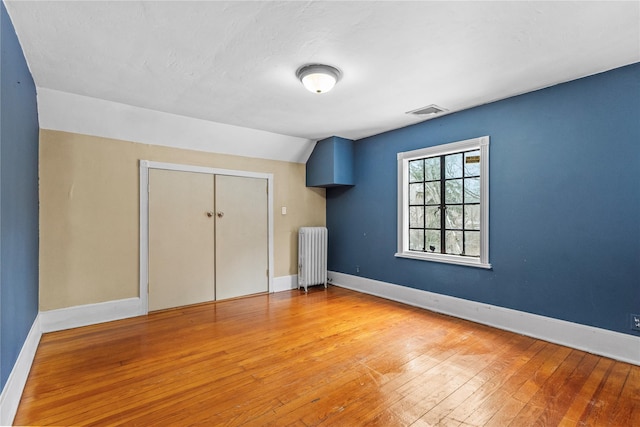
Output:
[{"xmin": 296, "ymin": 64, "xmax": 341, "ymax": 94}]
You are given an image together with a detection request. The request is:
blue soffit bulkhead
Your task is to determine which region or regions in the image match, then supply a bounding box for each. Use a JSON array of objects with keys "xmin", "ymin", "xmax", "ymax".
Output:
[{"xmin": 306, "ymin": 136, "xmax": 355, "ymax": 187}]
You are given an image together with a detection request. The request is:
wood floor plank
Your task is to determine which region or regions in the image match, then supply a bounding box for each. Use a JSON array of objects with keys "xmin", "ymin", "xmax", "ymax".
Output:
[
  {"xmin": 442, "ymin": 341, "xmax": 569, "ymax": 425},
  {"xmin": 420, "ymin": 338, "xmax": 545, "ymax": 426},
  {"xmin": 507, "ymin": 349, "xmax": 588, "ymax": 426},
  {"xmin": 556, "ymin": 356, "xmax": 614, "ymax": 426},
  {"xmin": 577, "ymin": 360, "xmax": 631, "ymax": 426},
  {"xmin": 386, "ymin": 332, "xmax": 530, "ymax": 425},
  {"xmin": 14, "ymin": 286, "xmax": 640, "ymax": 426},
  {"xmin": 532, "ymin": 351, "xmax": 600, "ymax": 425},
  {"xmin": 608, "ymin": 362, "xmax": 640, "ymax": 426}
]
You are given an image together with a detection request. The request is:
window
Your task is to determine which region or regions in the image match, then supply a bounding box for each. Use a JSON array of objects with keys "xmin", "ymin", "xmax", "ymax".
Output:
[{"xmin": 396, "ymin": 136, "xmax": 490, "ymax": 268}]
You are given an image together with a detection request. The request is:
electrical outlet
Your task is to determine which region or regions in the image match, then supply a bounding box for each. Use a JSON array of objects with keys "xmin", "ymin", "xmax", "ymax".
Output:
[{"xmin": 631, "ymin": 314, "xmax": 640, "ymax": 331}]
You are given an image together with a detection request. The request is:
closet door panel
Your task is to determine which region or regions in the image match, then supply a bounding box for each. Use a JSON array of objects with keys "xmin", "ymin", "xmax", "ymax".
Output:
[
  {"xmin": 215, "ymin": 175, "xmax": 268, "ymax": 300},
  {"xmin": 148, "ymin": 169, "xmax": 215, "ymax": 311}
]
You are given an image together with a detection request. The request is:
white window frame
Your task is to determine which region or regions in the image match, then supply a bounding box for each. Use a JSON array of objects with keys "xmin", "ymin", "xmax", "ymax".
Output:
[{"xmin": 395, "ymin": 136, "xmax": 491, "ymax": 269}]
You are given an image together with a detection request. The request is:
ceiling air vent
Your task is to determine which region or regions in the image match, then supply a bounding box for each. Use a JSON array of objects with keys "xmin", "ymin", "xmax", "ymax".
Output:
[{"xmin": 406, "ymin": 104, "xmax": 448, "ymax": 116}]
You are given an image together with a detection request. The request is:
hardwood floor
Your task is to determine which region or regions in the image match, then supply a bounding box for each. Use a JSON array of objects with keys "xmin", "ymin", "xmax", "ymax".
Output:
[{"xmin": 15, "ymin": 286, "xmax": 639, "ymax": 426}]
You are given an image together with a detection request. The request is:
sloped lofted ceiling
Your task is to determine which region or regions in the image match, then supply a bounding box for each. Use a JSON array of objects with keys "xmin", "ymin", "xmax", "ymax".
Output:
[{"xmin": 4, "ymin": 1, "xmax": 640, "ymax": 141}]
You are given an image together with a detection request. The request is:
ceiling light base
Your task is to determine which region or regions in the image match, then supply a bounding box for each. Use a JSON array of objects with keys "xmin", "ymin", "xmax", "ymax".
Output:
[{"xmin": 296, "ymin": 64, "xmax": 341, "ymax": 94}]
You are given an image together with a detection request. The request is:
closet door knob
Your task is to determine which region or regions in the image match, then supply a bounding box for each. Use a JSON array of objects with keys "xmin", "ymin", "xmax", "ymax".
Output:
[
  {"xmin": 217, "ymin": 212, "xmax": 224, "ymax": 218},
  {"xmin": 206, "ymin": 211, "xmax": 214, "ymax": 217}
]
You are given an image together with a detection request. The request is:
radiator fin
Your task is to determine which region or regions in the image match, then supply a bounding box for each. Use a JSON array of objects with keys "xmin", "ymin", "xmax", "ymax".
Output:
[{"xmin": 298, "ymin": 227, "xmax": 328, "ymax": 292}]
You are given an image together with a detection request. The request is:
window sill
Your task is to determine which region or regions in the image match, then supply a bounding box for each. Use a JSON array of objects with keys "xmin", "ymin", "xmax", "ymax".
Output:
[{"xmin": 394, "ymin": 251, "xmax": 492, "ymax": 269}]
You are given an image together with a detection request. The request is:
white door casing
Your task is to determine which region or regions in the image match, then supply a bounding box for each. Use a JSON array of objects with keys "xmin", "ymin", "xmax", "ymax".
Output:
[{"xmin": 140, "ymin": 160, "xmax": 274, "ymax": 314}]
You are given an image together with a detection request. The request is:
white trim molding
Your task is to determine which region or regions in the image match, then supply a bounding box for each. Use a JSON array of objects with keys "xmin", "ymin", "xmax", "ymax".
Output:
[
  {"xmin": 273, "ymin": 275, "xmax": 299, "ymax": 292},
  {"xmin": 139, "ymin": 161, "xmax": 275, "ymax": 314},
  {"xmin": 330, "ymin": 271, "xmax": 640, "ymax": 365},
  {"xmin": 396, "ymin": 136, "xmax": 490, "ymax": 269},
  {"xmin": 0, "ymin": 316, "xmax": 42, "ymax": 426},
  {"xmin": 39, "ymin": 298, "xmax": 144, "ymax": 333}
]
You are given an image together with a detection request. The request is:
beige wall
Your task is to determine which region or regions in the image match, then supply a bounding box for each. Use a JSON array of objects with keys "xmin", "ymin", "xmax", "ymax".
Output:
[{"xmin": 39, "ymin": 130, "xmax": 325, "ymax": 311}]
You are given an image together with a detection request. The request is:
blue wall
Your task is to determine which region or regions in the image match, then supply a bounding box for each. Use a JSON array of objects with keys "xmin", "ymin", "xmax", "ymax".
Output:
[
  {"xmin": 0, "ymin": 2, "xmax": 39, "ymax": 389},
  {"xmin": 327, "ymin": 63, "xmax": 640, "ymax": 336}
]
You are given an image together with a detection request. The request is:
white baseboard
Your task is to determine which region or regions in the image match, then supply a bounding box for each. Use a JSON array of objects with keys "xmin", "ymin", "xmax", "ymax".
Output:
[
  {"xmin": 36, "ymin": 279, "xmax": 302, "ymax": 334},
  {"xmin": 0, "ymin": 314, "xmax": 42, "ymax": 426},
  {"xmin": 38, "ymin": 283, "xmax": 306, "ymax": 334},
  {"xmin": 39, "ymin": 297, "xmax": 144, "ymax": 333},
  {"xmin": 273, "ymin": 275, "xmax": 298, "ymax": 292},
  {"xmin": 329, "ymin": 271, "xmax": 640, "ymax": 365}
]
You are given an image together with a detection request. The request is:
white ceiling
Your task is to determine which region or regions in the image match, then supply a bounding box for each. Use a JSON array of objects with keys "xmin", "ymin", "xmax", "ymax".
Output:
[{"xmin": 5, "ymin": 1, "xmax": 640, "ymax": 141}]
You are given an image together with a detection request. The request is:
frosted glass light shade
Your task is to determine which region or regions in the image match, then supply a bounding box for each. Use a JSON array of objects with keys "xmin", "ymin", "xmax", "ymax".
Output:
[
  {"xmin": 296, "ymin": 64, "xmax": 341, "ymax": 94},
  {"xmin": 302, "ymin": 72, "xmax": 336, "ymax": 93}
]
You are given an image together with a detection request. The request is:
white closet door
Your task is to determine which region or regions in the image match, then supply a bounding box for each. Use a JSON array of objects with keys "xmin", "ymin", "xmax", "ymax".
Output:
[
  {"xmin": 148, "ymin": 169, "xmax": 215, "ymax": 311},
  {"xmin": 215, "ymin": 175, "xmax": 269, "ymax": 300}
]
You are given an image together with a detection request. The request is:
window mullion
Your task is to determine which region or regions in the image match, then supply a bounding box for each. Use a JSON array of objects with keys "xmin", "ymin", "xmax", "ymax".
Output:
[
  {"xmin": 439, "ymin": 154, "xmax": 446, "ymax": 254},
  {"xmin": 461, "ymin": 154, "xmax": 466, "ymax": 256},
  {"xmin": 422, "ymin": 179, "xmax": 427, "ymax": 252}
]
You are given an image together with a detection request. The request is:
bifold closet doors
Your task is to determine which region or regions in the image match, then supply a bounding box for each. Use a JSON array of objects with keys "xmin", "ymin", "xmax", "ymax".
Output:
[{"xmin": 148, "ymin": 169, "xmax": 268, "ymax": 311}]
